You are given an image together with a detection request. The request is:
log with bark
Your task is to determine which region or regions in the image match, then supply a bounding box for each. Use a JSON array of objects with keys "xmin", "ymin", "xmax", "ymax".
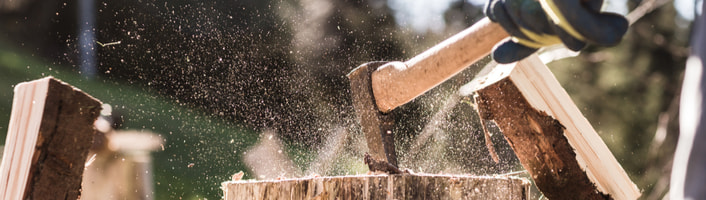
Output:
[
  {"xmin": 465, "ymin": 54, "xmax": 641, "ymax": 199},
  {"xmin": 0, "ymin": 77, "xmax": 102, "ymax": 199}
]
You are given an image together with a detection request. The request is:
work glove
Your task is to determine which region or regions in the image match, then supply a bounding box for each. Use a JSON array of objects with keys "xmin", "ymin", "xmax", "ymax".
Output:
[{"xmin": 485, "ymin": 0, "xmax": 628, "ymax": 63}]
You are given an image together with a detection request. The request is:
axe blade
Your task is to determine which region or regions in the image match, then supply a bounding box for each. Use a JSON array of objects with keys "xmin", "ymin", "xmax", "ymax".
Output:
[{"xmin": 348, "ymin": 61, "xmax": 398, "ymax": 168}]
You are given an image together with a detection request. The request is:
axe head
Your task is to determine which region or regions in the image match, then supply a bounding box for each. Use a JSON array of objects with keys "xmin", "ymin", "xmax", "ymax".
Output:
[{"xmin": 347, "ymin": 61, "xmax": 398, "ymax": 168}]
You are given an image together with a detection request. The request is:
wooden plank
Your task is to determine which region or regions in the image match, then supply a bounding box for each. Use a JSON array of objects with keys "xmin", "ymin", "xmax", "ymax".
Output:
[
  {"xmin": 0, "ymin": 77, "xmax": 102, "ymax": 199},
  {"xmin": 222, "ymin": 174, "xmax": 529, "ymax": 200},
  {"xmin": 469, "ymin": 55, "xmax": 640, "ymax": 199}
]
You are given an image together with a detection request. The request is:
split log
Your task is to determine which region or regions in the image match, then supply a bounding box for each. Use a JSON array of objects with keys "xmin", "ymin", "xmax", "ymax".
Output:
[
  {"xmin": 222, "ymin": 174, "xmax": 529, "ymax": 200},
  {"xmin": 468, "ymin": 55, "xmax": 640, "ymax": 199},
  {"xmin": 0, "ymin": 77, "xmax": 102, "ymax": 199}
]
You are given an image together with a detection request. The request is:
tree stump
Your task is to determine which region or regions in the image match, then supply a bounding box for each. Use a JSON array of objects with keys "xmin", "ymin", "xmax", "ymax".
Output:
[
  {"xmin": 0, "ymin": 77, "xmax": 102, "ymax": 199},
  {"xmin": 467, "ymin": 55, "xmax": 640, "ymax": 199},
  {"xmin": 222, "ymin": 174, "xmax": 529, "ymax": 200}
]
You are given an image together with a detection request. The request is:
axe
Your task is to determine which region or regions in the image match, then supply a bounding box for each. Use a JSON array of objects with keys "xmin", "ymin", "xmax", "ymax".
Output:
[{"xmin": 347, "ymin": 18, "xmax": 508, "ymax": 169}]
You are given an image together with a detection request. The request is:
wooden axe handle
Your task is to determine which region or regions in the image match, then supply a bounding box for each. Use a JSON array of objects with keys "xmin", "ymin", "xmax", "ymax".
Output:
[{"xmin": 371, "ymin": 17, "xmax": 509, "ymax": 113}]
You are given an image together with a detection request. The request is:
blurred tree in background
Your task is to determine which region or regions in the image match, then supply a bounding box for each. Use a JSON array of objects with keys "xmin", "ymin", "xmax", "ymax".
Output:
[{"xmin": 0, "ymin": 0, "xmax": 693, "ymax": 199}]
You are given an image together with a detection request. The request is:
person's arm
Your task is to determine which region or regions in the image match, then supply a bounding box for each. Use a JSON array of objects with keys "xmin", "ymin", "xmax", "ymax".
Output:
[
  {"xmin": 672, "ymin": 2, "xmax": 706, "ymax": 199},
  {"xmin": 484, "ymin": 0, "xmax": 628, "ymax": 63}
]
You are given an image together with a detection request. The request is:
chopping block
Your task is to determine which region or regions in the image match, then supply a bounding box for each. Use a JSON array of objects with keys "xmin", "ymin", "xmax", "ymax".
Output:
[{"xmin": 222, "ymin": 173, "xmax": 529, "ymax": 200}]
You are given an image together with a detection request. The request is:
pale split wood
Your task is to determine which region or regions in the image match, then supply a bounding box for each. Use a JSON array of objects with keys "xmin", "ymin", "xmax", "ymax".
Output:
[
  {"xmin": 371, "ymin": 18, "xmax": 509, "ymax": 113},
  {"xmin": 0, "ymin": 77, "xmax": 50, "ymax": 200},
  {"xmin": 471, "ymin": 55, "xmax": 641, "ymax": 199},
  {"xmin": 222, "ymin": 174, "xmax": 529, "ymax": 200}
]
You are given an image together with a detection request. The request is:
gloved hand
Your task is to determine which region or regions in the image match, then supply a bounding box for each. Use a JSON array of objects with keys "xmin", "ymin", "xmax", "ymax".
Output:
[{"xmin": 485, "ymin": 0, "xmax": 628, "ymax": 63}]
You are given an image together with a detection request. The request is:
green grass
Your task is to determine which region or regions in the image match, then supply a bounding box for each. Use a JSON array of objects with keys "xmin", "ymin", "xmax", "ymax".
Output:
[{"xmin": 0, "ymin": 41, "xmax": 259, "ymax": 200}]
